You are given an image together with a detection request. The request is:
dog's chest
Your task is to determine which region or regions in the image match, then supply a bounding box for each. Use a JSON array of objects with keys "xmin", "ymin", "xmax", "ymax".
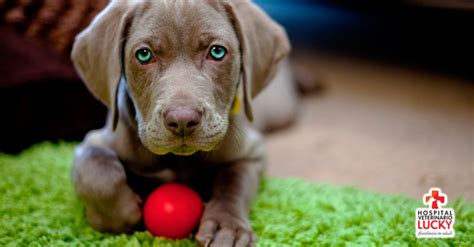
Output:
[
  {"xmin": 122, "ymin": 155, "xmax": 215, "ymax": 200},
  {"xmin": 122, "ymin": 154, "xmax": 211, "ymax": 181}
]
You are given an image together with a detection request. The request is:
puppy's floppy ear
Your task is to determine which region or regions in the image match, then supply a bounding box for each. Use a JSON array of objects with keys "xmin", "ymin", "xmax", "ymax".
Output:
[
  {"xmin": 71, "ymin": 0, "xmax": 140, "ymax": 130},
  {"xmin": 224, "ymin": 0, "xmax": 290, "ymax": 121}
]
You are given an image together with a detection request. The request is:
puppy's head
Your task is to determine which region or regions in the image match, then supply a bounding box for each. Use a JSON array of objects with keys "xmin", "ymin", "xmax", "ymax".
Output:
[{"xmin": 72, "ymin": 0, "xmax": 289, "ymax": 156}]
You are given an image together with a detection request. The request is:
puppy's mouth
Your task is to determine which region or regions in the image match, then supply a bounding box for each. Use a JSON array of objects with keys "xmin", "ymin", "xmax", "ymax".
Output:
[
  {"xmin": 171, "ymin": 136, "xmax": 221, "ymax": 155},
  {"xmin": 140, "ymin": 119, "xmax": 228, "ymax": 156},
  {"xmin": 147, "ymin": 137, "xmax": 220, "ymax": 156},
  {"xmin": 171, "ymin": 145, "xmax": 199, "ymax": 156}
]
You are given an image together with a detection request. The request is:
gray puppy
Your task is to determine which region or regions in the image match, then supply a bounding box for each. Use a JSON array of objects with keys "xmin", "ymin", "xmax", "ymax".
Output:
[{"xmin": 71, "ymin": 0, "xmax": 297, "ymax": 246}]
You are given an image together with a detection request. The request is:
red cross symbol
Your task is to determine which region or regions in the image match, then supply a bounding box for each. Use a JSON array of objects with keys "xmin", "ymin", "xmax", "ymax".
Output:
[{"xmin": 424, "ymin": 189, "xmax": 446, "ymax": 209}]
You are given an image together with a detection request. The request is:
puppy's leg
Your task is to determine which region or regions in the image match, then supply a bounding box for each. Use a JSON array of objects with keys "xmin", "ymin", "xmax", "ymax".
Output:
[
  {"xmin": 72, "ymin": 129, "xmax": 142, "ymax": 233},
  {"xmin": 196, "ymin": 127, "xmax": 264, "ymax": 247},
  {"xmin": 196, "ymin": 161, "xmax": 261, "ymax": 247}
]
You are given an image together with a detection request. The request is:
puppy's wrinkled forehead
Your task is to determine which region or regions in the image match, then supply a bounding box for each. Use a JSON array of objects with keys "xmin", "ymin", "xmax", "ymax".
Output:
[{"xmin": 128, "ymin": 0, "xmax": 236, "ymax": 53}]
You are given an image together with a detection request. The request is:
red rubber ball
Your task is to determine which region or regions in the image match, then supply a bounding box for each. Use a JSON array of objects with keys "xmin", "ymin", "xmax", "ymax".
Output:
[{"xmin": 143, "ymin": 183, "xmax": 203, "ymax": 239}]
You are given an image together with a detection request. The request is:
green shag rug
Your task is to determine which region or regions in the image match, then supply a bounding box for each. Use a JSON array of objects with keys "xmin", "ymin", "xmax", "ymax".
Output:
[{"xmin": 0, "ymin": 142, "xmax": 473, "ymax": 246}]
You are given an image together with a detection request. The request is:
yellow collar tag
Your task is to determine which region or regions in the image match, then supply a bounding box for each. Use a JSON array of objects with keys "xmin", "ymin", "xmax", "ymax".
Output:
[{"xmin": 231, "ymin": 95, "xmax": 241, "ymax": 115}]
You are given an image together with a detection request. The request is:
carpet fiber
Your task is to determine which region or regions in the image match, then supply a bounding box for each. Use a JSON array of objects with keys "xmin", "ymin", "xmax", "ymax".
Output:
[{"xmin": 1, "ymin": 143, "xmax": 473, "ymax": 246}]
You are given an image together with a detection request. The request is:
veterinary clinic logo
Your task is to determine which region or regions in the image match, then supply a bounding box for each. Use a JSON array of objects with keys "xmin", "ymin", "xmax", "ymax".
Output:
[{"xmin": 416, "ymin": 188, "xmax": 455, "ymax": 238}]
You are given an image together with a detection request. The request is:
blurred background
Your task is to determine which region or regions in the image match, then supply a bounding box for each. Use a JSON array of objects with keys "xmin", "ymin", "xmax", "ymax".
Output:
[{"xmin": 0, "ymin": 0, "xmax": 472, "ymax": 200}]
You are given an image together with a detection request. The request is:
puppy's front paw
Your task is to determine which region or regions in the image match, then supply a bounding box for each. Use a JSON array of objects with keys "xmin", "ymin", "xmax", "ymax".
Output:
[
  {"xmin": 195, "ymin": 212, "xmax": 257, "ymax": 247},
  {"xmin": 85, "ymin": 183, "xmax": 143, "ymax": 233}
]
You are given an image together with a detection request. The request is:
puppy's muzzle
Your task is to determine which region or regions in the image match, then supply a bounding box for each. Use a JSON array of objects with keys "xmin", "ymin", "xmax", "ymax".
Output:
[{"xmin": 163, "ymin": 105, "xmax": 202, "ymax": 137}]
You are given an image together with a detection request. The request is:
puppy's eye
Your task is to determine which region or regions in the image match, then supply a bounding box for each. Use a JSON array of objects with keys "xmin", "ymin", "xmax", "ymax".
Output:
[
  {"xmin": 135, "ymin": 48, "xmax": 154, "ymax": 64},
  {"xmin": 208, "ymin": 45, "xmax": 227, "ymax": 61}
]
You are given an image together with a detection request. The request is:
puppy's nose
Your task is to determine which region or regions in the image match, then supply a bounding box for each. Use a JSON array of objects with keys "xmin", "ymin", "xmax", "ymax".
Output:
[{"xmin": 163, "ymin": 106, "xmax": 202, "ymax": 137}]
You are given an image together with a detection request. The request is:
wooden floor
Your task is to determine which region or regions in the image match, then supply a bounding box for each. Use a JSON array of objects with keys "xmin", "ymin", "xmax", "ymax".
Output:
[{"xmin": 265, "ymin": 51, "xmax": 474, "ymax": 201}]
